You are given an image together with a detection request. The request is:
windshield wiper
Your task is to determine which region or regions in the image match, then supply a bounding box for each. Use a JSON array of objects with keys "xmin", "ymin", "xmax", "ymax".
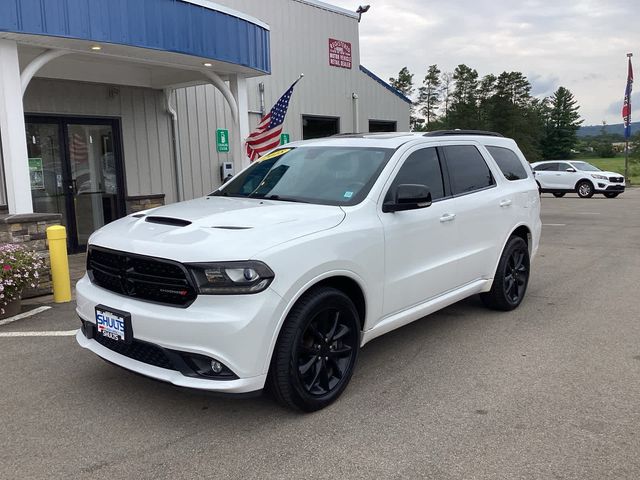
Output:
[{"xmin": 263, "ymin": 195, "xmax": 309, "ymax": 204}]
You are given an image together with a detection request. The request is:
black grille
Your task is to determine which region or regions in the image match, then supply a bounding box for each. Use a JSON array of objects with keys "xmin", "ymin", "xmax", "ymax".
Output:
[
  {"xmin": 87, "ymin": 247, "xmax": 197, "ymax": 307},
  {"xmin": 609, "ymin": 176, "xmax": 624, "ymax": 183},
  {"xmin": 93, "ymin": 332, "xmax": 173, "ymax": 370}
]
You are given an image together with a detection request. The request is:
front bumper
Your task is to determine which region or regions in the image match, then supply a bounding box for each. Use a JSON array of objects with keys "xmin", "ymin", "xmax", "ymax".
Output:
[
  {"xmin": 594, "ymin": 182, "xmax": 625, "ymax": 193},
  {"xmin": 75, "ymin": 274, "xmax": 285, "ymax": 393}
]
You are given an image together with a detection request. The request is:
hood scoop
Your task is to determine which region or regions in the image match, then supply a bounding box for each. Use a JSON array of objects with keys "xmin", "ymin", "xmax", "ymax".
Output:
[
  {"xmin": 211, "ymin": 225, "xmax": 253, "ymax": 230},
  {"xmin": 145, "ymin": 216, "xmax": 192, "ymax": 227}
]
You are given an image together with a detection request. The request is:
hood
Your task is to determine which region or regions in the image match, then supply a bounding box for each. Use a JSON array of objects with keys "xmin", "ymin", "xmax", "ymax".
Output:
[
  {"xmin": 89, "ymin": 196, "xmax": 345, "ymax": 262},
  {"xmin": 596, "ymin": 171, "xmax": 624, "ymax": 178}
]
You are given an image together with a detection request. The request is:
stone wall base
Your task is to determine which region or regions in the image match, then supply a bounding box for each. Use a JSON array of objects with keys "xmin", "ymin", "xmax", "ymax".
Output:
[
  {"xmin": 0, "ymin": 213, "xmax": 62, "ymax": 298},
  {"xmin": 126, "ymin": 194, "xmax": 165, "ymax": 214}
]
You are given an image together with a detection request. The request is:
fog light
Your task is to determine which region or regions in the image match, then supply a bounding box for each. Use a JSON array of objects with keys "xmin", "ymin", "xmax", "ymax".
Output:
[{"xmin": 211, "ymin": 360, "xmax": 223, "ymax": 374}]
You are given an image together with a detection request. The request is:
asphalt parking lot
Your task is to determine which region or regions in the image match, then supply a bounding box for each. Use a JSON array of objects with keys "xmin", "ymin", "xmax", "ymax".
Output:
[{"xmin": 2, "ymin": 189, "xmax": 640, "ymax": 480}]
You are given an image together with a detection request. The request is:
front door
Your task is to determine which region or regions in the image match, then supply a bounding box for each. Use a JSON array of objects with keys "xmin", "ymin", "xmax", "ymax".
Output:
[
  {"xmin": 378, "ymin": 146, "xmax": 461, "ymax": 317},
  {"xmin": 25, "ymin": 117, "xmax": 125, "ymax": 252}
]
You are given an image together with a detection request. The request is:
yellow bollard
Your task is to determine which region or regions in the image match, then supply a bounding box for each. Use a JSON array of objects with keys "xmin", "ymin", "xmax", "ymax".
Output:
[{"xmin": 46, "ymin": 225, "xmax": 71, "ymax": 303}]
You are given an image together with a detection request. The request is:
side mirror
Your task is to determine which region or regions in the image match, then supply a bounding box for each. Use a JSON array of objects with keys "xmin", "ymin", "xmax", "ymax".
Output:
[
  {"xmin": 566, "ymin": 167, "xmax": 576, "ymax": 172},
  {"xmin": 383, "ymin": 184, "xmax": 432, "ymax": 213}
]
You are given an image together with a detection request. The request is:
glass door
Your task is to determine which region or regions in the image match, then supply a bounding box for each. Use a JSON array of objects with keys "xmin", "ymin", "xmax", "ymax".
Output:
[
  {"xmin": 26, "ymin": 117, "xmax": 125, "ymax": 252},
  {"xmin": 66, "ymin": 123, "xmax": 119, "ymax": 247},
  {"xmin": 25, "ymin": 122, "xmax": 70, "ymax": 227}
]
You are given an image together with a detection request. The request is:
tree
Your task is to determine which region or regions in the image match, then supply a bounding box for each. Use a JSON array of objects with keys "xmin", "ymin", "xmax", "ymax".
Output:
[
  {"xmin": 448, "ymin": 64, "xmax": 479, "ymax": 129},
  {"xmin": 438, "ymin": 72, "xmax": 454, "ymax": 128},
  {"xmin": 476, "ymin": 74, "xmax": 496, "ymax": 128},
  {"xmin": 417, "ymin": 64, "xmax": 441, "ymax": 128},
  {"xmin": 541, "ymin": 87, "xmax": 583, "ymax": 159},
  {"xmin": 389, "ymin": 67, "xmax": 414, "ymax": 97},
  {"xmin": 389, "ymin": 67, "xmax": 419, "ymax": 130}
]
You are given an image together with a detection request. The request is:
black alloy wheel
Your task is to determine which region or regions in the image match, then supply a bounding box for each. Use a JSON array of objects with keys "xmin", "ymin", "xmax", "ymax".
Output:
[
  {"xmin": 296, "ymin": 308, "xmax": 357, "ymax": 396},
  {"xmin": 503, "ymin": 248, "xmax": 529, "ymax": 305},
  {"xmin": 269, "ymin": 287, "xmax": 360, "ymax": 411},
  {"xmin": 576, "ymin": 181, "xmax": 594, "ymax": 198},
  {"xmin": 481, "ymin": 236, "xmax": 530, "ymax": 311}
]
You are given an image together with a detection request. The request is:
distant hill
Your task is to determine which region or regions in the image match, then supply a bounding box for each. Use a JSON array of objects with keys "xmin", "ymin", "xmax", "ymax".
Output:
[{"xmin": 578, "ymin": 121, "xmax": 640, "ymax": 137}]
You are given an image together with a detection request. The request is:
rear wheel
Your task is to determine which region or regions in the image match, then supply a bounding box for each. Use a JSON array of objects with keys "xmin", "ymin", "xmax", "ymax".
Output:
[
  {"xmin": 268, "ymin": 287, "xmax": 360, "ymax": 412},
  {"xmin": 604, "ymin": 192, "xmax": 620, "ymax": 198},
  {"xmin": 576, "ymin": 181, "xmax": 594, "ymax": 198},
  {"xmin": 481, "ymin": 236, "xmax": 530, "ymax": 311},
  {"xmin": 552, "ymin": 192, "xmax": 566, "ymax": 198}
]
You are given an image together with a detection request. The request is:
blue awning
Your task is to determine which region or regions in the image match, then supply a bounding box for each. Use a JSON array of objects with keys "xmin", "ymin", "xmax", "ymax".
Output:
[{"xmin": 0, "ymin": 0, "xmax": 270, "ymax": 74}]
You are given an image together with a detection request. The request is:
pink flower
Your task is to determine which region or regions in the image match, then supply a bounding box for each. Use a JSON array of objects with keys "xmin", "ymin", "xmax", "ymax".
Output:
[{"xmin": 3, "ymin": 265, "xmax": 11, "ymax": 271}]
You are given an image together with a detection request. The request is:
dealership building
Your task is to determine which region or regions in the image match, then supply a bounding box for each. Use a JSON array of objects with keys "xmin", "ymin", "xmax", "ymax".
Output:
[{"xmin": 0, "ymin": 0, "xmax": 410, "ymax": 254}]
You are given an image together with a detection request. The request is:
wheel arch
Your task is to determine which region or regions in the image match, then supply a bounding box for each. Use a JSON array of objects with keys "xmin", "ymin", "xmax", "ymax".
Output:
[
  {"xmin": 574, "ymin": 177, "xmax": 594, "ymax": 190},
  {"xmin": 263, "ymin": 271, "xmax": 368, "ymax": 374}
]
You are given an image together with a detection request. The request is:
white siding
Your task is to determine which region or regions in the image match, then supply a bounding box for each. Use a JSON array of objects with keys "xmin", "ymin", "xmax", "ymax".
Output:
[
  {"xmin": 23, "ymin": 78, "xmax": 177, "ymax": 203},
  {"xmin": 175, "ymin": 0, "xmax": 411, "ymax": 194}
]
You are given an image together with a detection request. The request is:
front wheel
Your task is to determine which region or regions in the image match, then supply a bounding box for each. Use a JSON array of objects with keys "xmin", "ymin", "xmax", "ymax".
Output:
[
  {"xmin": 268, "ymin": 287, "xmax": 360, "ymax": 412},
  {"xmin": 481, "ymin": 236, "xmax": 530, "ymax": 311},
  {"xmin": 604, "ymin": 192, "xmax": 620, "ymax": 198},
  {"xmin": 576, "ymin": 181, "xmax": 594, "ymax": 198},
  {"xmin": 553, "ymin": 192, "xmax": 566, "ymax": 198}
]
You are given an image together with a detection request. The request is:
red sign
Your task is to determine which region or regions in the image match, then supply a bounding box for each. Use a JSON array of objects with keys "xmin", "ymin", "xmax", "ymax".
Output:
[{"xmin": 329, "ymin": 38, "xmax": 352, "ymax": 69}]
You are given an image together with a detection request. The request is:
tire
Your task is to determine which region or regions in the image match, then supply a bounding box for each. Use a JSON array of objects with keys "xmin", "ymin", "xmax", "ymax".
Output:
[
  {"xmin": 481, "ymin": 236, "xmax": 530, "ymax": 311},
  {"xmin": 268, "ymin": 287, "xmax": 360, "ymax": 412},
  {"xmin": 552, "ymin": 192, "xmax": 566, "ymax": 198},
  {"xmin": 576, "ymin": 180, "xmax": 594, "ymax": 198},
  {"xmin": 604, "ymin": 192, "xmax": 619, "ymax": 198}
]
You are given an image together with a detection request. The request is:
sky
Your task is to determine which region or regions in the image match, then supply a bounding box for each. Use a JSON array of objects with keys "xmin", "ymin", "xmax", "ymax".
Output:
[{"xmin": 328, "ymin": 0, "xmax": 639, "ymax": 126}]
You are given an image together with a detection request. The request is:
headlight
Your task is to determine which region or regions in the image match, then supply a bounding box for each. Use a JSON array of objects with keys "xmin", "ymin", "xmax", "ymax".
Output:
[
  {"xmin": 187, "ymin": 261, "xmax": 274, "ymax": 294},
  {"xmin": 591, "ymin": 174, "xmax": 608, "ymax": 180}
]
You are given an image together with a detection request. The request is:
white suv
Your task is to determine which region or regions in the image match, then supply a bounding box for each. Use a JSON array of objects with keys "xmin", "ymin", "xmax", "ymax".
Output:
[
  {"xmin": 76, "ymin": 131, "xmax": 541, "ymax": 411},
  {"xmin": 531, "ymin": 160, "xmax": 626, "ymax": 198}
]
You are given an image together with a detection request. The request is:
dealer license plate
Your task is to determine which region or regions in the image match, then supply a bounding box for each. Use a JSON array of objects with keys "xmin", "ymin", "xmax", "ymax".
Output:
[{"xmin": 95, "ymin": 305, "xmax": 132, "ymax": 343}]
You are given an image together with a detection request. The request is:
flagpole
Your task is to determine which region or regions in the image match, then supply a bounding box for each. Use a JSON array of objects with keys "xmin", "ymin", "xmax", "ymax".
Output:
[{"xmin": 625, "ymin": 53, "xmax": 633, "ymax": 182}]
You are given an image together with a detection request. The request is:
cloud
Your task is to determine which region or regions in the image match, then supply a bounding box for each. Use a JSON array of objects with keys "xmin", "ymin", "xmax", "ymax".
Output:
[{"xmin": 330, "ymin": 0, "xmax": 638, "ymax": 124}]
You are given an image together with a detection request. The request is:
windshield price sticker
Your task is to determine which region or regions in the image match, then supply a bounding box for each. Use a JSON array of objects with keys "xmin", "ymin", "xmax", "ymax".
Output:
[{"xmin": 258, "ymin": 148, "xmax": 292, "ymax": 162}]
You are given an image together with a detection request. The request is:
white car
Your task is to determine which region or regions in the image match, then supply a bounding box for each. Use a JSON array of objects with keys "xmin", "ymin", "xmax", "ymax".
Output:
[
  {"xmin": 76, "ymin": 131, "xmax": 541, "ymax": 411},
  {"xmin": 531, "ymin": 160, "xmax": 625, "ymax": 198}
]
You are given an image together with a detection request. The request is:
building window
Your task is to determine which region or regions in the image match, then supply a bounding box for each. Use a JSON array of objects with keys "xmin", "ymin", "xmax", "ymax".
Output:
[
  {"xmin": 302, "ymin": 115, "xmax": 340, "ymax": 140},
  {"xmin": 369, "ymin": 120, "xmax": 397, "ymax": 133}
]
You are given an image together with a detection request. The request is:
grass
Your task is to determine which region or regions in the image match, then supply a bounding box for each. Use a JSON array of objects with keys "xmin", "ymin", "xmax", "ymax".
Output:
[{"xmin": 573, "ymin": 156, "xmax": 640, "ymax": 185}]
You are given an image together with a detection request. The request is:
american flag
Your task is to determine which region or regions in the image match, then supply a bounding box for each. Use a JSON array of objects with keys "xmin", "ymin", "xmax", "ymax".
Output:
[
  {"xmin": 622, "ymin": 56, "xmax": 633, "ymax": 139},
  {"xmin": 246, "ymin": 77, "xmax": 301, "ymax": 161}
]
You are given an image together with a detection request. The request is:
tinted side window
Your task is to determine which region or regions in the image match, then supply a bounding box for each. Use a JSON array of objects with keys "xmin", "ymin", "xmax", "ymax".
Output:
[
  {"xmin": 385, "ymin": 147, "xmax": 445, "ymax": 202},
  {"xmin": 443, "ymin": 145, "xmax": 495, "ymax": 195},
  {"xmin": 486, "ymin": 146, "xmax": 529, "ymax": 181},
  {"xmin": 534, "ymin": 163, "xmax": 558, "ymax": 171}
]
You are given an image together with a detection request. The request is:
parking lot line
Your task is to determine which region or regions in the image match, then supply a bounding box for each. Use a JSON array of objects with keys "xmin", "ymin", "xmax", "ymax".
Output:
[
  {"xmin": 0, "ymin": 306, "xmax": 52, "ymax": 327},
  {"xmin": 0, "ymin": 329, "xmax": 78, "ymax": 338},
  {"xmin": 543, "ymin": 223, "xmax": 566, "ymax": 226}
]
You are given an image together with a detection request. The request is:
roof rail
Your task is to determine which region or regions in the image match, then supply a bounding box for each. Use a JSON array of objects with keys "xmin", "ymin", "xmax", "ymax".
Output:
[{"xmin": 423, "ymin": 130, "xmax": 504, "ymax": 138}]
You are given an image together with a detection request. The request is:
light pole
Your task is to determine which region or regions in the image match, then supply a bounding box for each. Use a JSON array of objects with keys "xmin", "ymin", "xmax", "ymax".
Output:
[{"xmin": 356, "ymin": 5, "xmax": 370, "ymax": 23}]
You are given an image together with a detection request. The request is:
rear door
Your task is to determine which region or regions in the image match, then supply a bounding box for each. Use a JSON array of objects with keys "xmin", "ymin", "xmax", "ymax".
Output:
[
  {"xmin": 378, "ymin": 146, "xmax": 461, "ymax": 316},
  {"xmin": 533, "ymin": 162, "xmax": 560, "ymax": 189},
  {"xmin": 441, "ymin": 143, "xmax": 511, "ymax": 283}
]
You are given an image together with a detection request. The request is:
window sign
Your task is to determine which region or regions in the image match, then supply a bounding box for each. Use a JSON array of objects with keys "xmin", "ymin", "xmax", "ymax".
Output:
[
  {"xmin": 29, "ymin": 157, "xmax": 44, "ymax": 190},
  {"xmin": 280, "ymin": 133, "xmax": 290, "ymax": 145},
  {"xmin": 329, "ymin": 39, "xmax": 352, "ymax": 69},
  {"xmin": 216, "ymin": 129, "xmax": 230, "ymax": 152}
]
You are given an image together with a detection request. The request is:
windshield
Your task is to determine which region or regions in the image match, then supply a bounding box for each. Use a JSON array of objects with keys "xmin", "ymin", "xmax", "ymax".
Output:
[
  {"xmin": 212, "ymin": 146, "xmax": 394, "ymax": 206},
  {"xmin": 570, "ymin": 161, "xmax": 601, "ymax": 172}
]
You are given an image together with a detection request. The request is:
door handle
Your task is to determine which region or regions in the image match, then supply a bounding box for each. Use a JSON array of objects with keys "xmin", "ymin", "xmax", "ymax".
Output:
[
  {"xmin": 439, "ymin": 213, "xmax": 456, "ymax": 223},
  {"xmin": 499, "ymin": 199, "xmax": 512, "ymax": 208}
]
